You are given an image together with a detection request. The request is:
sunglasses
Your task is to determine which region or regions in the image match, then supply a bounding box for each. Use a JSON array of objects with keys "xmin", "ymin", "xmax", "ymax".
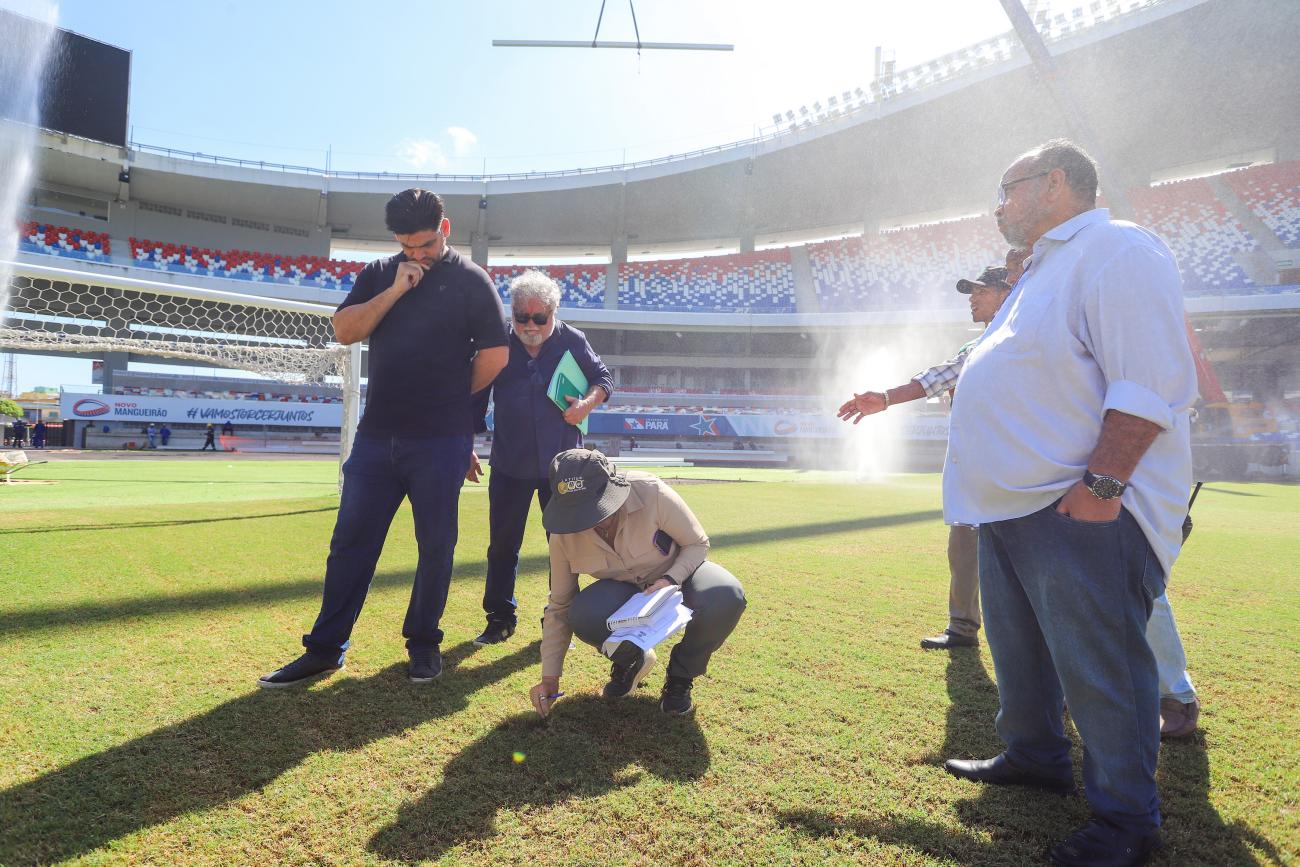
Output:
[{"xmin": 514, "ymin": 312, "xmax": 551, "ymax": 326}]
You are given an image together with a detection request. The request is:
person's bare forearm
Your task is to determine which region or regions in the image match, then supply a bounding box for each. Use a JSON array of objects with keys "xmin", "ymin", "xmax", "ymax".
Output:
[
  {"xmin": 333, "ymin": 285, "xmax": 407, "ymax": 345},
  {"xmin": 1087, "ymin": 409, "xmax": 1163, "ymax": 480},
  {"xmin": 334, "ymin": 261, "xmax": 426, "ymax": 344},
  {"xmin": 1057, "ymin": 409, "xmax": 1165, "ymax": 520},
  {"xmin": 469, "ymin": 346, "xmax": 509, "ymax": 394},
  {"xmin": 886, "ymin": 381, "xmax": 926, "ymax": 406},
  {"xmin": 837, "ymin": 380, "xmax": 927, "ymax": 424}
]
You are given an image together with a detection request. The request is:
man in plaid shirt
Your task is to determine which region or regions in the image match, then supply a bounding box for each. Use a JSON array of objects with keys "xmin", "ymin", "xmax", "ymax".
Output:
[{"xmin": 838, "ymin": 252, "xmax": 1023, "ymax": 649}]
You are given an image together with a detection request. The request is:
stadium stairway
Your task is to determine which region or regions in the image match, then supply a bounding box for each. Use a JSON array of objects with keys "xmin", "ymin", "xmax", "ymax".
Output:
[{"xmin": 1205, "ymin": 173, "xmax": 1293, "ymax": 283}]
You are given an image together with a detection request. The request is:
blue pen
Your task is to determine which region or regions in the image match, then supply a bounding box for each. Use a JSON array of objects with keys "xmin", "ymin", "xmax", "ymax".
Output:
[{"xmin": 545, "ymin": 692, "xmax": 565, "ymax": 701}]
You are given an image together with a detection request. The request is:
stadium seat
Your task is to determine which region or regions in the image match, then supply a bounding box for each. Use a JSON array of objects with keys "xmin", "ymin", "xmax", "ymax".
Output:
[
  {"xmin": 808, "ymin": 216, "xmax": 1004, "ymax": 312},
  {"xmin": 26, "ymin": 164, "xmax": 1297, "ymax": 310},
  {"xmin": 128, "ymin": 238, "xmax": 367, "ymax": 291},
  {"xmin": 617, "ymin": 250, "xmax": 796, "ymax": 313},
  {"xmin": 1130, "ymin": 178, "xmax": 1257, "ymax": 294},
  {"xmin": 487, "ymin": 264, "xmax": 607, "ymax": 308},
  {"xmin": 18, "ymin": 221, "xmax": 110, "ymax": 261},
  {"xmin": 1222, "ymin": 161, "xmax": 1300, "ymax": 249}
]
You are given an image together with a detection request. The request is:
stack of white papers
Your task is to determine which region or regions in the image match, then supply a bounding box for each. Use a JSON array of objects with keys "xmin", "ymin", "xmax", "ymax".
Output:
[
  {"xmin": 603, "ymin": 586, "xmax": 693, "ymax": 653},
  {"xmin": 606, "ymin": 585, "xmax": 679, "ymax": 630}
]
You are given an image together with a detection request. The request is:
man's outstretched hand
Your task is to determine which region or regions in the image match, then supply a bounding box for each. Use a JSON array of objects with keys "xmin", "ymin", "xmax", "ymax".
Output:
[{"xmin": 837, "ymin": 392, "xmax": 887, "ymax": 424}]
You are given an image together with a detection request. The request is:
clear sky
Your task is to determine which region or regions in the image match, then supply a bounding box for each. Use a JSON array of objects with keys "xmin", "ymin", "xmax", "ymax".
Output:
[
  {"xmin": 46, "ymin": 0, "xmax": 1021, "ymax": 174},
  {"xmin": 8, "ymin": 0, "xmax": 1039, "ymax": 392}
]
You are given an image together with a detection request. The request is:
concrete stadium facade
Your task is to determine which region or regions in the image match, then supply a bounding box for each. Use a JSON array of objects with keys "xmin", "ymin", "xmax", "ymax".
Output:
[{"xmin": 14, "ymin": 0, "xmax": 1300, "ymax": 398}]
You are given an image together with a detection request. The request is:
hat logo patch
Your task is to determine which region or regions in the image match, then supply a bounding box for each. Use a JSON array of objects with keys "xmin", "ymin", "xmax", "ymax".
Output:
[{"xmin": 557, "ymin": 477, "xmax": 586, "ymax": 495}]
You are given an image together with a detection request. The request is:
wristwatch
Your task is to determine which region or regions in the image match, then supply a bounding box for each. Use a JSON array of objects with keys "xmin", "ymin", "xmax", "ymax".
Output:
[{"xmin": 1082, "ymin": 470, "xmax": 1127, "ymax": 500}]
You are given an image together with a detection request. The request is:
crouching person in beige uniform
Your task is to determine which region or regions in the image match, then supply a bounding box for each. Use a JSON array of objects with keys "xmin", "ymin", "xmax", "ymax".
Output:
[{"xmin": 529, "ymin": 449, "xmax": 747, "ymax": 717}]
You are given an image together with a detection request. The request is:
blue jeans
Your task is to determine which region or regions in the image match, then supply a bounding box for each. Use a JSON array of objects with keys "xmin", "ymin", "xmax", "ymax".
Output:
[
  {"xmin": 1148, "ymin": 591, "xmax": 1196, "ymax": 703},
  {"xmin": 978, "ymin": 502, "xmax": 1166, "ymax": 835},
  {"xmin": 303, "ymin": 433, "xmax": 472, "ymax": 660},
  {"xmin": 483, "ymin": 469, "xmax": 551, "ymax": 626}
]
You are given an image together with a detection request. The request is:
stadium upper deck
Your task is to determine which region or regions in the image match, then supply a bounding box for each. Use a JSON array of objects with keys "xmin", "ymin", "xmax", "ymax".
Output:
[
  {"xmin": 24, "ymin": 0, "xmax": 1297, "ymax": 282},
  {"xmin": 18, "ymin": 156, "xmax": 1300, "ymax": 315}
]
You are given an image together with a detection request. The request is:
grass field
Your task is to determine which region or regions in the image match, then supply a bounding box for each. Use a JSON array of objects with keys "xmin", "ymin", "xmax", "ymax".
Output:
[{"xmin": 1, "ymin": 459, "xmax": 1296, "ymax": 865}]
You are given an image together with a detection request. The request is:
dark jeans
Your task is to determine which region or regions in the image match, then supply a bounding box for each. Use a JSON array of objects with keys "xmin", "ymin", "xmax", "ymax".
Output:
[
  {"xmin": 978, "ymin": 502, "xmax": 1166, "ymax": 835},
  {"xmin": 483, "ymin": 469, "xmax": 551, "ymax": 626},
  {"xmin": 303, "ymin": 432, "xmax": 472, "ymax": 660}
]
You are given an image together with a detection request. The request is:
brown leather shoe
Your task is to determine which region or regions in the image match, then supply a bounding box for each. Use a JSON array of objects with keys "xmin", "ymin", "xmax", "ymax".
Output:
[{"xmin": 1159, "ymin": 697, "xmax": 1200, "ymax": 739}]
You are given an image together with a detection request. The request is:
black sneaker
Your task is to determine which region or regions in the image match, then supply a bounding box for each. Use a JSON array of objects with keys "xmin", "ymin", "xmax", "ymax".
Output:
[
  {"xmin": 601, "ymin": 641, "xmax": 656, "ymax": 700},
  {"xmin": 660, "ymin": 676, "xmax": 695, "ymax": 715},
  {"xmin": 408, "ymin": 647, "xmax": 442, "ymax": 683},
  {"xmin": 258, "ymin": 652, "xmax": 342, "ymax": 689},
  {"xmin": 472, "ymin": 621, "xmax": 516, "ymax": 646}
]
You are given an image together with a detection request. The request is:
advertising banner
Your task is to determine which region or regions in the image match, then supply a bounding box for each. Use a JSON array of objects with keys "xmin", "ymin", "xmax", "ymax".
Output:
[
  {"xmin": 59, "ymin": 393, "xmax": 342, "ymax": 428},
  {"xmin": 481, "ymin": 408, "xmax": 953, "ymax": 442},
  {"xmin": 487, "ymin": 410, "xmax": 944, "ymax": 441},
  {"xmin": 586, "ymin": 411, "xmax": 950, "ymax": 441}
]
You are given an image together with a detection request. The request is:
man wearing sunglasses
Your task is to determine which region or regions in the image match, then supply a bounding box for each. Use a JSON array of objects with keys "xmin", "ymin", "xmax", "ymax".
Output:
[
  {"xmin": 941, "ymin": 140, "xmax": 1196, "ymax": 866},
  {"xmin": 467, "ymin": 270, "xmax": 613, "ymax": 646},
  {"xmin": 260, "ymin": 188, "xmax": 509, "ymax": 688}
]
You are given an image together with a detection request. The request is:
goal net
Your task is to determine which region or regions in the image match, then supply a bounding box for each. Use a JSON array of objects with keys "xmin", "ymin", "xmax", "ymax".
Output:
[{"xmin": 0, "ymin": 260, "xmax": 362, "ymax": 475}]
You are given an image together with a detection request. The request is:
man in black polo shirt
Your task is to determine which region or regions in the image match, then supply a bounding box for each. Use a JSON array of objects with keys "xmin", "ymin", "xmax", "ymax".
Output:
[{"xmin": 260, "ymin": 189, "xmax": 508, "ymax": 688}]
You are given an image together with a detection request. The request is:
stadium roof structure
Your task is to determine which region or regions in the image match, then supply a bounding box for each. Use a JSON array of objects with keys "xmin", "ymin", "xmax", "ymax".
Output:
[{"xmin": 31, "ymin": 0, "xmax": 1300, "ymax": 257}]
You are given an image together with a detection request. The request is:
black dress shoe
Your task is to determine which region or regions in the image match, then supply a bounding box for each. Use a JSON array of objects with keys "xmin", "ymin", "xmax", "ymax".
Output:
[
  {"xmin": 943, "ymin": 753, "xmax": 1075, "ymax": 794},
  {"xmin": 1049, "ymin": 818, "xmax": 1161, "ymax": 866},
  {"xmin": 921, "ymin": 629, "xmax": 979, "ymax": 650}
]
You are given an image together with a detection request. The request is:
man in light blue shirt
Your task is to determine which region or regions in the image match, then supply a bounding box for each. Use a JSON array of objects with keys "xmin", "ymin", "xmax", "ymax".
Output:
[{"xmin": 941, "ymin": 140, "xmax": 1196, "ymax": 867}]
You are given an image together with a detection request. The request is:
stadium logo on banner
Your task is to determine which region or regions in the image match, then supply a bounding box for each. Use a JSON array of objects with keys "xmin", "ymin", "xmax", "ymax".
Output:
[
  {"xmin": 623, "ymin": 417, "xmax": 671, "ymax": 431},
  {"xmin": 691, "ymin": 415, "xmax": 720, "ymax": 436},
  {"xmin": 71, "ymin": 398, "xmax": 110, "ymax": 417}
]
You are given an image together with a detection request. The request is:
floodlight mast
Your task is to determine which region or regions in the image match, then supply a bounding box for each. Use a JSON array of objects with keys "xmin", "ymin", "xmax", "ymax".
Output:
[{"xmin": 494, "ymin": 0, "xmax": 732, "ymax": 52}]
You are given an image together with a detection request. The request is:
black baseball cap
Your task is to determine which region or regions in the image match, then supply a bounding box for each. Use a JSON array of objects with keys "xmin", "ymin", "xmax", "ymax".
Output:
[
  {"xmin": 542, "ymin": 448, "xmax": 632, "ymax": 534},
  {"xmin": 956, "ymin": 265, "xmax": 1011, "ymax": 294}
]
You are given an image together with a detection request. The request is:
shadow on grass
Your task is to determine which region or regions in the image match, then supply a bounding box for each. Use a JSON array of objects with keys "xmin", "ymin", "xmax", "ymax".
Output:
[
  {"xmin": 781, "ymin": 651, "xmax": 1284, "ymax": 864},
  {"xmin": 23, "ymin": 476, "xmax": 340, "ymax": 486},
  {"xmin": 367, "ymin": 695, "xmax": 709, "ymax": 863},
  {"xmin": 0, "ymin": 640, "xmax": 538, "ymax": 865},
  {"xmin": 0, "ymin": 505, "xmax": 339, "ymax": 535},
  {"xmin": 2, "ymin": 509, "xmax": 941, "ymax": 639},
  {"xmin": 1199, "ymin": 486, "xmax": 1264, "ymax": 498},
  {"xmin": 0, "ymin": 563, "xmax": 407, "ymax": 638},
  {"xmin": 927, "ymin": 647, "xmax": 1002, "ymax": 763},
  {"xmin": 1154, "ymin": 731, "xmax": 1284, "ymax": 864}
]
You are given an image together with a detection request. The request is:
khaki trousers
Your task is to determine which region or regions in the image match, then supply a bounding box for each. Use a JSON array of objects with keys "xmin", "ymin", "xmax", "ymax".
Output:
[{"xmin": 947, "ymin": 524, "xmax": 981, "ymax": 637}]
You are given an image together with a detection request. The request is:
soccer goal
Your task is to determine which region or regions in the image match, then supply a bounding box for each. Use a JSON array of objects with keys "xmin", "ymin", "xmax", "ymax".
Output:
[{"xmin": 0, "ymin": 259, "xmax": 362, "ymax": 481}]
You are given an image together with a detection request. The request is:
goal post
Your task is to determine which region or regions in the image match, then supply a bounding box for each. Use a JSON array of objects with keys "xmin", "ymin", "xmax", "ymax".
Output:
[{"xmin": 0, "ymin": 259, "xmax": 361, "ymax": 482}]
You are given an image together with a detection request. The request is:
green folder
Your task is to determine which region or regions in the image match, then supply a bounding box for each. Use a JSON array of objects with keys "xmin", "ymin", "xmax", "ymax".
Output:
[{"xmin": 547, "ymin": 349, "xmax": 590, "ymax": 434}]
